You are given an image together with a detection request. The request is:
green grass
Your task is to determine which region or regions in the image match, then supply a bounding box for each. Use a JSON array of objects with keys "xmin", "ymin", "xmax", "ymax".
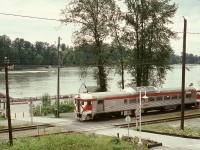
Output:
[
  {"xmin": 0, "ymin": 126, "xmax": 6, "ymax": 129},
  {"xmin": 140, "ymin": 121, "xmax": 200, "ymax": 137},
  {"xmin": 0, "ymin": 116, "xmax": 6, "ymax": 121},
  {"xmin": 0, "ymin": 133, "xmax": 147, "ymax": 150},
  {"xmin": 132, "ymin": 109, "xmax": 200, "ymax": 137},
  {"xmin": 141, "ymin": 109, "xmax": 200, "ymax": 121}
]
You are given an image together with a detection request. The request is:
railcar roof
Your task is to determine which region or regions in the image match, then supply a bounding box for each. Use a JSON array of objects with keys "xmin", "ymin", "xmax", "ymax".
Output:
[
  {"xmin": 131, "ymin": 86, "xmax": 160, "ymax": 93},
  {"xmin": 77, "ymin": 86, "xmax": 196, "ymax": 100},
  {"xmin": 90, "ymin": 91, "xmax": 131, "ymax": 99},
  {"xmin": 158, "ymin": 86, "xmax": 196, "ymax": 93}
]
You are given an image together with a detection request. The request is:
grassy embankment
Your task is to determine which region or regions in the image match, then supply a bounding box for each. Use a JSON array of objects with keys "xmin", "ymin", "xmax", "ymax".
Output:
[
  {"xmin": 0, "ymin": 133, "xmax": 148, "ymax": 150},
  {"xmin": 141, "ymin": 121, "xmax": 200, "ymax": 137},
  {"xmin": 137, "ymin": 109, "xmax": 200, "ymax": 137},
  {"xmin": 140, "ymin": 108, "xmax": 199, "ymax": 121}
]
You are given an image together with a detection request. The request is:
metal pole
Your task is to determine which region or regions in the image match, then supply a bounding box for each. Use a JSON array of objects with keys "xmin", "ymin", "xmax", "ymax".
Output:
[
  {"xmin": 128, "ymin": 117, "xmax": 130, "ymax": 139},
  {"xmin": 4, "ymin": 57, "xmax": 13, "ymax": 145},
  {"xmin": 30, "ymin": 99, "xmax": 33, "ymax": 124},
  {"xmin": 138, "ymin": 89, "xmax": 142, "ymax": 145},
  {"xmin": 181, "ymin": 18, "xmax": 187, "ymax": 130},
  {"xmin": 119, "ymin": 46, "xmax": 124, "ymax": 89},
  {"xmin": 40, "ymin": 104, "xmax": 41, "ymax": 114},
  {"xmin": 57, "ymin": 37, "xmax": 61, "ymax": 118}
]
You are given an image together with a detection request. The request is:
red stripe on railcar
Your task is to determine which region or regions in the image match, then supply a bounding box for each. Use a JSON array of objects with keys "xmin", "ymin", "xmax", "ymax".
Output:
[
  {"xmin": 75, "ymin": 98, "xmax": 96, "ymax": 102},
  {"xmin": 105, "ymin": 95, "xmax": 138, "ymax": 100},
  {"xmin": 82, "ymin": 105, "xmax": 92, "ymax": 112},
  {"xmin": 104, "ymin": 91, "xmax": 194, "ymax": 101},
  {"xmin": 148, "ymin": 92, "xmax": 182, "ymax": 97}
]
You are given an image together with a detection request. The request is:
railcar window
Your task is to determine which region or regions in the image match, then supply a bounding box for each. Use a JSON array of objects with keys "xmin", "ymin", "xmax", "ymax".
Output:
[
  {"xmin": 98, "ymin": 100, "xmax": 103, "ymax": 104},
  {"xmin": 156, "ymin": 96, "xmax": 163, "ymax": 101},
  {"xmin": 129, "ymin": 99, "xmax": 136, "ymax": 104},
  {"xmin": 74, "ymin": 100, "xmax": 77, "ymax": 104},
  {"xmin": 124, "ymin": 99, "xmax": 128, "ymax": 104},
  {"xmin": 148, "ymin": 97, "xmax": 155, "ymax": 102},
  {"xmin": 87, "ymin": 101, "xmax": 91, "ymax": 105},
  {"xmin": 164, "ymin": 96, "xmax": 170, "ymax": 100},
  {"xmin": 186, "ymin": 93, "xmax": 191, "ymax": 98},
  {"xmin": 81, "ymin": 101, "xmax": 84, "ymax": 105},
  {"xmin": 171, "ymin": 95, "xmax": 178, "ymax": 99}
]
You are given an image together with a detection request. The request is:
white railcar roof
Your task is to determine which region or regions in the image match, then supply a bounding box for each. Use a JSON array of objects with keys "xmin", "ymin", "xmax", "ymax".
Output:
[
  {"xmin": 131, "ymin": 86, "xmax": 160, "ymax": 93},
  {"xmin": 90, "ymin": 91, "xmax": 131, "ymax": 99},
  {"xmin": 76, "ymin": 86, "xmax": 196, "ymax": 100},
  {"xmin": 158, "ymin": 86, "xmax": 196, "ymax": 93}
]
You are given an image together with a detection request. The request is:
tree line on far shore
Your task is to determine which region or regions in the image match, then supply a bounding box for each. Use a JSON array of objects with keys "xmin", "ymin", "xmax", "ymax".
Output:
[{"xmin": 1, "ymin": 34, "xmax": 200, "ymax": 68}]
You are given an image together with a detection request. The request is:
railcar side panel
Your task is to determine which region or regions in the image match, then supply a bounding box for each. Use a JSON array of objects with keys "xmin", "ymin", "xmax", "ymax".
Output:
[{"xmin": 74, "ymin": 86, "xmax": 199, "ymax": 120}]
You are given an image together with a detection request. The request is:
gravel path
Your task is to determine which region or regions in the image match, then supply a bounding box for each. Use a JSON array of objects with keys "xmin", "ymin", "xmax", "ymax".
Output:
[{"xmin": 0, "ymin": 127, "xmax": 65, "ymax": 140}]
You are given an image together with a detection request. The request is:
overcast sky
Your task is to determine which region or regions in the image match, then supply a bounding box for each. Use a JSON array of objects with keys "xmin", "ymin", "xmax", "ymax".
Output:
[{"xmin": 0, "ymin": 0, "xmax": 200, "ymax": 55}]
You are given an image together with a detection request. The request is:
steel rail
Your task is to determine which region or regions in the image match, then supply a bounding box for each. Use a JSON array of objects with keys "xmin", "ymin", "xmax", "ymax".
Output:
[
  {"xmin": 0, "ymin": 124, "xmax": 54, "ymax": 134},
  {"xmin": 115, "ymin": 113, "xmax": 200, "ymax": 128}
]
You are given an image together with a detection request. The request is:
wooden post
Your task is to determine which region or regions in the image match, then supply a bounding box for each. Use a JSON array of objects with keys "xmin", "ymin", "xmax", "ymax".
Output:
[
  {"xmin": 4, "ymin": 57, "xmax": 13, "ymax": 145},
  {"xmin": 181, "ymin": 18, "xmax": 187, "ymax": 130}
]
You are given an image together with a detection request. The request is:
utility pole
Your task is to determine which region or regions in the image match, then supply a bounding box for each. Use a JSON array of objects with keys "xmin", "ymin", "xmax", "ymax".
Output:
[
  {"xmin": 57, "ymin": 37, "xmax": 61, "ymax": 118},
  {"xmin": 181, "ymin": 18, "xmax": 187, "ymax": 130},
  {"xmin": 120, "ymin": 46, "xmax": 124, "ymax": 89},
  {"xmin": 4, "ymin": 57, "xmax": 13, "ymax": 145},
  {"xmin": 29, "ymin": 98, "xmax": 33, "ymax": 124}
]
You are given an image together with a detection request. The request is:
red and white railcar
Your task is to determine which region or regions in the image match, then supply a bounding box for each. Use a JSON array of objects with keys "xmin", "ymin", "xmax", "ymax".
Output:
[{"xmin": 74, "ymin": 86, "xmax": 200, "ymax": 120}]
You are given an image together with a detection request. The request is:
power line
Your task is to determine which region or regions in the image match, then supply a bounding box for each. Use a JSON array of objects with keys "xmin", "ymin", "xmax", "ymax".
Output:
[
  {"xmin": 1, "ymin": 12, "xmax": 200, "ymax": 35},
  {"xmin": 175, "ymin": 32, "xmax": 200, "ymax": 34},
  {"xmin": 0, "ymin": 12, "xmax": 60, "ymax": 22}
]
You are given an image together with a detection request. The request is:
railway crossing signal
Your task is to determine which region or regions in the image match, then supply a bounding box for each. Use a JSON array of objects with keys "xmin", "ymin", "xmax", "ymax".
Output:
[
  {"xmin": 125, "ymin": 115, "xmax": 131, "ymax": 123},
  {"xmin": 135, "ymin": 106, "xmax": 141, "ymax": 117},
  {"xmin": 125, "ymin": 115, "xmax": 131, "ymax": 139},
  {"xmin": 135, "ymin": 106, "xmax": 141, "ymax": 130}
]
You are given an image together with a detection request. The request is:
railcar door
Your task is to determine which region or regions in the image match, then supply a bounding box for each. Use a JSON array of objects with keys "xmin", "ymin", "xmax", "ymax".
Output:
[
  {"xmin": 77, "ymin": 99, "xmax": 81, "ymax": 113},
  {"xmin": 97, "ymin": 99, "xmax": 104, "ymax": 112}
]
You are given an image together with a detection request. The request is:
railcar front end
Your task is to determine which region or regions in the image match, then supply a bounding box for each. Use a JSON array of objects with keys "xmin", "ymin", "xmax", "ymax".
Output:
[{"xmin": 74, "ymin": 93, "xmax": 94, "ymax": 120}]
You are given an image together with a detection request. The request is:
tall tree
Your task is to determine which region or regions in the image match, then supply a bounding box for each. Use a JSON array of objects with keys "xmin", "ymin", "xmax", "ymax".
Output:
[
  {"xmin": 0, "ymin": 35, "xmax": 11, "ymax": 66},
  {"xmin": 124, "ymin": 0, "xmax": 177, "ymax": 87},
  {"xmin": 60, "ymin": 0, "xmax": 121, "ymax": 91},
  {"xmin": 12, "ymin": 38, "xmax": 26, "ymax": 65}
]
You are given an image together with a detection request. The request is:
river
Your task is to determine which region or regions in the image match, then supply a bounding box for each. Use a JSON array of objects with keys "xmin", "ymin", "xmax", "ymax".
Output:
[
  {"xmin": 0, "ymin": 65, "xmax": 200, "ymax": 98},
  {"xmin": 0, "ymin": 65, "xmax": 200, "ymax": 117}
]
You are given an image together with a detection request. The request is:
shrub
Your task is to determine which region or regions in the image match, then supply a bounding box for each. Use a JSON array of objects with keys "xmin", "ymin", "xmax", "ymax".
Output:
[
  {"xmin": 41, "ymin": 93, "xmax": 51, "ymax": 107},
  {"xmin": 34, "ymin": 98, "xmax": 74, "ymax": 116},
  {"xmin": 59, "ymin": 103, "xmax": 73, "ymax": 113},
  {"xmin": 0, "ymin": 115, "xmax": 5, "ymax": 120},
  {"xmin": 34, "ymin": 105, "xmax": 54, "ymax": 116}
]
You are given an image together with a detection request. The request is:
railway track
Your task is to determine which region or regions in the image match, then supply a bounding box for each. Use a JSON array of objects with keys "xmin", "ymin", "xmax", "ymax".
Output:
[
  {"xmin": 0, "ymin": 124, "xmax": 54, "ymax": 134},
  {"xmin": 115, "ymin": 113, "xmax": 200, "ymax": 128}
]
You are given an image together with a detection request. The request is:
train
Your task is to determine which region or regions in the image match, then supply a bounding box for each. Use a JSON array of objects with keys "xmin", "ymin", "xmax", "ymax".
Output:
[{"xmin": 74, "ymin": 86, "xmax": 200, "ymax": 121}]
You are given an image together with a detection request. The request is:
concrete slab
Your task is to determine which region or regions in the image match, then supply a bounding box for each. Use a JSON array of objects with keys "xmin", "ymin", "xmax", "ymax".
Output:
[{"xmin": 150, "ymin": 146, "xmax": 194, "ymax": 150}]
